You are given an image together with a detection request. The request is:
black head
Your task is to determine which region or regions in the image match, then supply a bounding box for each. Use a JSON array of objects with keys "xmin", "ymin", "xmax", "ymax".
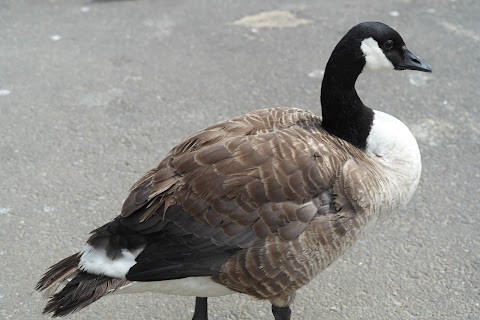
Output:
[
  {"xmin": 320, "ymin": 22, "xmax": 432, "ymax": 150},
  {"xmin": 335, "ymin": 22, "xmax": 432, "ymax": 73}
]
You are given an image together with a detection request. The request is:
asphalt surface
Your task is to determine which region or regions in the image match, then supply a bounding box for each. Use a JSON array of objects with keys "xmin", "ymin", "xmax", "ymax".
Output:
[{"xmin": 1, "ymin": 0, "xmax": 479, "ymax": 319}]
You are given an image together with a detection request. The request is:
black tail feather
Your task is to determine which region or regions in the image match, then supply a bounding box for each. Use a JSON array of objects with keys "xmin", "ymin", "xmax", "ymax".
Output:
[
  {"xmin": 43, "ymin": 272, "xmax": 129, "ymax": 317},
  {"xmin": 36, "ymin": 253, "xmax": 80, "ymax": 292},
  {"xmin": 36, "ymin": 253, "xmax": 129, "ymax": 317}
]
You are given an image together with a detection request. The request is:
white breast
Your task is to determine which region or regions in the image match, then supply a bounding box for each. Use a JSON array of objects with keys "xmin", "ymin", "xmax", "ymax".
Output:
[
  {"xmin": 366, "ymin": 111, "xmax": 420, "ymax": 160},
  {"xmin": 366, "ymin": 110, "xmax": 422, "ymax": 208}
]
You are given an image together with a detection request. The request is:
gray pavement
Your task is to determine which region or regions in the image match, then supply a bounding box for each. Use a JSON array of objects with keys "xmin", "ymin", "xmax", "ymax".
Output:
[{"xmin": 1, "ymin": 0, "xmax": 479, "ymax": 319}]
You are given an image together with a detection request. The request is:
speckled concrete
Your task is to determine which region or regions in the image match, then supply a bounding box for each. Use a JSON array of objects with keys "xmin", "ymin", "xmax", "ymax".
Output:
[{"xmin": 0, "ymin": 0, "xmax": 478, "ymax": 319}]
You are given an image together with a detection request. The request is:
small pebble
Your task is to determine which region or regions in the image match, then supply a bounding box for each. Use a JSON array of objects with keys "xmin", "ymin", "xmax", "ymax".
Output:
[
  {"xmin": 389, "ymin": 11, "xmax": 400, "ymax": 17},
  {"xmin": 409, "ymin": 73, "xmax": 429, "ymax": 87},
  {"xmin": 43, "ymin": 206, "xmax": 55, "ymax": 213},
  {"xmin": 0, "ymin": 207, "xmax": 11, "ymax": 215},
  {"xmin": 80, "ymin": 6, "xmax": 90, "ymax": 13},
  {"xmin": 50, "ymin": 34, "xmax": 62, "ymax": 41},
  {"xmin": 0, "ymin": 89, "xmax": 11, "ymax": 96},
  {"xmin": 307, "ymin": 69, "xmax": 325, "ymax": 78}
]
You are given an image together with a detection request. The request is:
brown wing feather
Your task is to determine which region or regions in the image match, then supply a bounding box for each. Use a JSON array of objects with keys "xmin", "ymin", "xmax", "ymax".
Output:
[
  {"xmin": 118, "ymin": 107, "xmax": 379, "ymax": 299},
  {"xmin": 120, "ymin": 108, "xmax": 361, "ymax": 237},
  {"xmin": 214, "ymin": 159, "xmax": 387, "ymax": 304}
]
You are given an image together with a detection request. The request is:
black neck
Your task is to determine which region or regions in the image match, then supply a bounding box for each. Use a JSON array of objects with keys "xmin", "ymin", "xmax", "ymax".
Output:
[{"xmin": 320, "ymin": 48, "xmax": 374, "ymax": 150}]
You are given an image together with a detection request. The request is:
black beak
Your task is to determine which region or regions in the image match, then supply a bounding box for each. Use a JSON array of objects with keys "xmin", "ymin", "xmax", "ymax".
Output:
[{"xmin": 397, "ymin": 47, "xmax": 432, "ymax": 72}]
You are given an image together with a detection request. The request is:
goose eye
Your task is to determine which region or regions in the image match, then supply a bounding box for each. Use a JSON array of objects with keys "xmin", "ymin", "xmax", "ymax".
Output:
[{"xmin": 384, "ymin": 40, "xmax": 394, "ymax": 50}]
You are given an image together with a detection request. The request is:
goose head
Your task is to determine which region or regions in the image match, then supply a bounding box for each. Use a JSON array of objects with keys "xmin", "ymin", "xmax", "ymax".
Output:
[
  {"xmin": 320, "ymin": 22, "xmax": 432, "ymax": 150},
  {"xmin": 356, "ymin": 22, "xmax": 432, "ymax": 73},
  {"xmin": 327, "ymin": 21, "xmax": 432, "ymax": 77}
]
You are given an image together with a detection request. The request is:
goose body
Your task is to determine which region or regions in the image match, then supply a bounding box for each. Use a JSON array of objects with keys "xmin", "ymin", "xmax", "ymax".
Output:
[{"xmin": 37, "ymin": 22, "xmax": 431, "ymax": 319}]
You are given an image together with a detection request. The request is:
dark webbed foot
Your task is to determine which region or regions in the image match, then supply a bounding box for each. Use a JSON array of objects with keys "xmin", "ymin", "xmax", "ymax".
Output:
[
  {"xmin": 272, "ymin": 304, "xmax": 292, "ymax": 320},
  {"xmin": 192, "ymin": 297, "xmax": 208, "ymax": 320}
]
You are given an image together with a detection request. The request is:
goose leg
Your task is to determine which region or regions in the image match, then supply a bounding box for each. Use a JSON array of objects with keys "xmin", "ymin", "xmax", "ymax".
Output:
[
  {"xmin": 272, "ymin": 304, "xmax": 291, "ymax": 320},
  {"xmin": 192, "ymin": 297, "xmax": 208, "ymax": 320}
]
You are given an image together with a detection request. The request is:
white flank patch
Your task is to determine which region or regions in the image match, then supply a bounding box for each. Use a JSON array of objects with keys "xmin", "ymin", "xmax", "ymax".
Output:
[
  {"xmin": 116, "ymin": 277, "xmax": 234, "ymax": 297},
  {"xmin": 79, "ymin": 244, "xmax": 144, "ymax": 278},
  {"xmin": 233, "ymin": 10, "xmax": 312, "ymax": 29},
  {"xmin": 360, "ymin": 38, "xmax": 394, "ymax": 71}
]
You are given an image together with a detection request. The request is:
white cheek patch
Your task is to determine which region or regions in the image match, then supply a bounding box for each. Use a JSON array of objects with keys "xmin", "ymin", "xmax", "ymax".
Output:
[{"xmin": 360, "ymin": 37, "xmax": 394, "ymax": 71}]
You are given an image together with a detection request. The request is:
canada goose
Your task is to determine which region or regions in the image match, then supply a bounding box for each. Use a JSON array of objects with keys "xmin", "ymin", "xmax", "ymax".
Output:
[{"xmin": 36, "ymin": 21, "xmax": 431, "ymax": 320}]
